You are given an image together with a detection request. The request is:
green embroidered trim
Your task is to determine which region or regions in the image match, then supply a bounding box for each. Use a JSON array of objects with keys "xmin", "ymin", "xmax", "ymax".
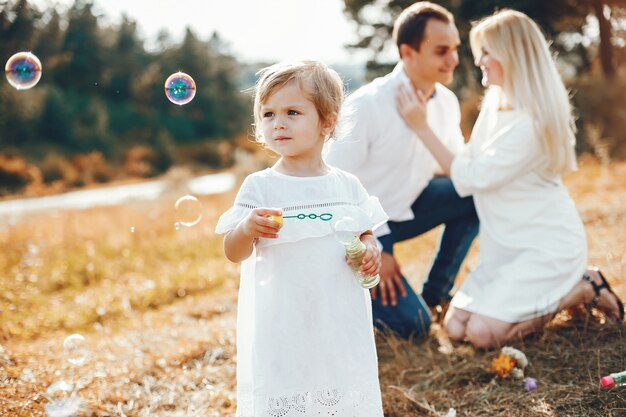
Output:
[{"xmin": 283, "ymin": 213, "xmax": 333, "ymax": 221}]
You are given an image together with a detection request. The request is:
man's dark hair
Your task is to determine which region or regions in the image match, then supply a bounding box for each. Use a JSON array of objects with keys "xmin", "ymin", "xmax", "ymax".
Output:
[{"xmin": 393, "ymin": 2, "xmax": 454, "ymax": 55}]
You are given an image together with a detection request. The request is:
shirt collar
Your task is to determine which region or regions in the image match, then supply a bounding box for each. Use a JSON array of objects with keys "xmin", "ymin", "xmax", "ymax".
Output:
[{"xmin": 392, "ymin": 62, "xmax": 438, "ymax": 100}]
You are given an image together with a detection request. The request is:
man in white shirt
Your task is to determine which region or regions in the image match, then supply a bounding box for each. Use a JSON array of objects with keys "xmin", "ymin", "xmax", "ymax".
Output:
[{"xmin": 326, "ymin": 2, "xmax": 478, "ymax": 339}]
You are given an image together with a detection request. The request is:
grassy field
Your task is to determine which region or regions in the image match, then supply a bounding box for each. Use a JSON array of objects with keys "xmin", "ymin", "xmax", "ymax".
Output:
[{"xmin": 1, "ymin": 157, "xmax": 625, "ymax": 416}]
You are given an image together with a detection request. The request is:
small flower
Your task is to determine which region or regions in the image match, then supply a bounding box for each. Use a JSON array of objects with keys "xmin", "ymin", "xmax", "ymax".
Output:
[
  {"xmin": 487, "ymin": 346, "xmax": 530, "ymax": 379},
  {"xmin": 524, "ymin": 377, "xmax": 537, "ymax": 392},
  {"xmin": 487, "ymin": 352, "xmax": 516, "ymax": 378}
]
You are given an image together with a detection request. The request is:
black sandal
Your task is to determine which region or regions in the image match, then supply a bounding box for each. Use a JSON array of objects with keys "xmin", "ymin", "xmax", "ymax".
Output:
[{"xmin": 582, "ymin": 269, "xmax": 625, "ymax": 322}]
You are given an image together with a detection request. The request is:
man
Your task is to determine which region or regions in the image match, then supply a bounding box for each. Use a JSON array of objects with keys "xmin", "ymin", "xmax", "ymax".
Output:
[{"xmin": 325, "ymin": 2, "xmax": 478, "ymax": 339}]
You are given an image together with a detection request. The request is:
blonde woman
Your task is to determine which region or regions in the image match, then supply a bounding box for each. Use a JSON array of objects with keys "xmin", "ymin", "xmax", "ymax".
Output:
[{"xmin": 395, "ymin": 9, "xmax": 624, "ymax": 349}]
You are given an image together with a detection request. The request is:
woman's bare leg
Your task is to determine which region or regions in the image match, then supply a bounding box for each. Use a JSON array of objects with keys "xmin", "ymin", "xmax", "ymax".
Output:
[
  {"xmin": 555, "ymin": 268, "xmax": 622, "ymax": 320},
  {"xmin": 443, "ymin": 306, "xmax": 471, "ymax": 341},
  {"xmin": 464, "ymin": 314, "xmax": 514, "ymax": 349},
  {"xmin": 453, "ymin": 268, "xmax": 622, "ymax": 349}
]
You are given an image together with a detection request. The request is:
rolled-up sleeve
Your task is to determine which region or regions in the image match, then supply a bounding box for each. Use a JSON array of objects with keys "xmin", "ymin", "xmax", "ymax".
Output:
[{"xmin": 451, "ymin": 115, "xmax": 539, "ymax": 197}]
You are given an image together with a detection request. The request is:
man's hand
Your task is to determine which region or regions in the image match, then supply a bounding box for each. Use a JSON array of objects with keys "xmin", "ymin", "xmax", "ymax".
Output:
[{"xmin": 371, "ymin": 251, "xmax": 407, "ymax": 306}]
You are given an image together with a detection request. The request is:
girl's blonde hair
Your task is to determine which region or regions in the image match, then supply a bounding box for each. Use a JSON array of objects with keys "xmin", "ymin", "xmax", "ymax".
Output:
[
  {"xmin": 252, "ymin": 61, "xmax": 344, "ymax": 142},
  {"xmin": 470, "ymin": 10, "xmax": 577, "ymax": 174}
]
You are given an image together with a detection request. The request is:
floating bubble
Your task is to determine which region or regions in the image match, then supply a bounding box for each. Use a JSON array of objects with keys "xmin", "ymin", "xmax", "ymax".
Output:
[
  {"xmin": 5, "ymin": 51, "xmax": 42, "ymax": 90},
  {"xmin": 46, "ymin": 380, "xmax": 73, "ymax": 397},
  {"xmin": 45, "ymin": 380, "xmax": 85, "ymax": 417},
  {"xmin": 63, "ymin": 334, "xmax": 88, "ymax": 366},
  {"xmin": 164, "ymin": 72, "xmax": 196, "ymax": 105},
  {"xmin": 174, "ymin": 195, "xmax": 203, "ymax": 227}
]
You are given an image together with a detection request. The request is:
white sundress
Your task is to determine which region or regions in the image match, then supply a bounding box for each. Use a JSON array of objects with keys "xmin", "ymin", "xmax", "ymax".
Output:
[
  {"xmin": 449, "ymin": 101, "xmax": 587, "ymax": 323},
  {"xmin": 215, "ymin": 167, "xmax": 388, "ymax": 417}
]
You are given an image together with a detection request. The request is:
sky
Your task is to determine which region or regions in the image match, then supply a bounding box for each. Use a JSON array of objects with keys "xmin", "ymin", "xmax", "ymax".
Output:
[{"xmin": 31, "ymin": 0, "xmax": 371, "ymax": 64}]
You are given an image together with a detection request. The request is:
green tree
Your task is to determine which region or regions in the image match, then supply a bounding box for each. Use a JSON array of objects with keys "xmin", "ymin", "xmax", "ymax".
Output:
[
  {"xmin": 0, "ymin": 0, "xmax": 40, "ymax": 61},
  {"xmin": 106, "ymin": 15, "xmax": 148, "ymax": 101},
  {"xmin": 56, "ymin": 0, "xmax": 106, "ymax": 91},
  {"xmin": 157, "ymin": 28, "xmax": 247, "ymax": 142},
  {"xmin": 0, "ymin": 0, "xmax": 249, "ymax": 180},
  {"xmin": 38, "ymin": 86, "xmax": 74, "ymax": 148}
]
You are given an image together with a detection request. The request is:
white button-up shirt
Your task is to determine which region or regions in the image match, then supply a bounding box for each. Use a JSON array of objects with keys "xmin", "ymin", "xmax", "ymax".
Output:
[{"xmin": 325, "ymin": 63, "xmax": 465, "ymax": 236}]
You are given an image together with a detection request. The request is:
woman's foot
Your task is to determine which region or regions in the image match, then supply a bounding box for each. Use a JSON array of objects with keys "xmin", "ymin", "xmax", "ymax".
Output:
[{"xmin": 582, "ymin": 268, "xmax": 624, "ymax": 322}]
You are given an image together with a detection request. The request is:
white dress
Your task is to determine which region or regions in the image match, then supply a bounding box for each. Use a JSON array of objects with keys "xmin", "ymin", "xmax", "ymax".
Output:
[
  {"xmin": 215, "ymin": 167, "xmax": 388, "ymax": 417},
  {"xmin": 449, "ymin": 104, "xmax": 587, "ymax": 323}
]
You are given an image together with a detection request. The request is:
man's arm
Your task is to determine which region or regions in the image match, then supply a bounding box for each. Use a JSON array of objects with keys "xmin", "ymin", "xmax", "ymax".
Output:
[{"xmin": 370, "ymin": 232, "xmax": 407, "ymax": 306}]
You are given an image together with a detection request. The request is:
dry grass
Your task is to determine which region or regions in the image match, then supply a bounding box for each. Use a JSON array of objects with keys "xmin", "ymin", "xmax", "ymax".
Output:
[{"xmin": 1, "ymin": 157, "xmax": 626, "ymax": 416}]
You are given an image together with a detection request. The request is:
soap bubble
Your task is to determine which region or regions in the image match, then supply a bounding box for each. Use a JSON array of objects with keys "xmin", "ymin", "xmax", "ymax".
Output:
[
  {"xmin": 63, "ymin": 334, "xmax": 88, "ymax": 366},
  {"xmin": 45, "ymin": 380, "xmax": 86, "ymax": 417},
  {"xmin": 5, "ymin": 52, "xmax": 42, "ymax": 90},
  {"xmin": 164, "ymin": 72, "xmax": 196, "ymax": 105},
  {"xmin": 174, "ymin": 195, "xmax": 203, "ymax": 227}
]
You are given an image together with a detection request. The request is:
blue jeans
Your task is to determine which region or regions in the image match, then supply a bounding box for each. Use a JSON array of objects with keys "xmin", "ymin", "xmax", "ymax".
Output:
[{"xmin": 372, "ymin": 177, "xmax": 478, "ymax": 340}]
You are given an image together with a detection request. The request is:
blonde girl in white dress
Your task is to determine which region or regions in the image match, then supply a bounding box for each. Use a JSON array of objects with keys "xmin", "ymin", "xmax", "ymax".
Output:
[
  {"xmin": 394, "ymin": 10, "xmax": 624, "ymax": 349},
  {"xmin": 216, "ymin": 61, "xmax": 387, "ymax": 416}
]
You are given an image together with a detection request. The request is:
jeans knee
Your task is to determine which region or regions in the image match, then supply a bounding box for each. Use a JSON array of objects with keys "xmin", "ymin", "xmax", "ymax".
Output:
[
  {"xmin": 414, "ymin": 309, "xmax": 432, "ymax": 337},
  {"xmin": 373, "ymin": 309, "xmax": 431, "ymax": 340}
]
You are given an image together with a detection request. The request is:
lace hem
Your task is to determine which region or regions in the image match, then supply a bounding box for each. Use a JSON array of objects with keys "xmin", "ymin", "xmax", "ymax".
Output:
[{"xmin": 235, "ymin": 383, "xmax": 383, "ymax": 417}]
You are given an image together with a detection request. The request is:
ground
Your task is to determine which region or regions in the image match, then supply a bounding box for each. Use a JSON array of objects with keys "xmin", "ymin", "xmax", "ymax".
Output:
[{"xmin": 1, "ymin": 157, "xmax": 625, "ymax": 416}]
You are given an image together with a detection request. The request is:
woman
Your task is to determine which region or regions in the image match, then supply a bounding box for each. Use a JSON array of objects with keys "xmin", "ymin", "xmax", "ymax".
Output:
[{"xmin": 395, "ymin": 9, "xmax": 624, "ymax": 348}]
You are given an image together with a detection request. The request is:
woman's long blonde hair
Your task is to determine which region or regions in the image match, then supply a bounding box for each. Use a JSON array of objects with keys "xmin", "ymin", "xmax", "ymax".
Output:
[{"xmin": 470, "ymin": 10, "xmax": 577, "ymax": 174}]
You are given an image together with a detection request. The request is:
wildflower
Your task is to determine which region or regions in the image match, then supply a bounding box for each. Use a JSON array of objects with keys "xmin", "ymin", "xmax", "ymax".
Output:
[
  {"xmin": 487, "ymin": 346, "xmax": 529, "ymax": 379},
  {"xmin": 524, "ymin": 377, "xmax": 538, "ymax": 392},
  {"xmin": 486, "ymin": 352, "xmax": 516, "ymax": 378}
]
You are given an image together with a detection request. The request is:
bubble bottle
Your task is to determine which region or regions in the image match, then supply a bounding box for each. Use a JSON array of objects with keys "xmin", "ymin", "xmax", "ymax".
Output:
[{"xmin": 333, "ymin": 217, "xmax": 380, "ymax": 289}]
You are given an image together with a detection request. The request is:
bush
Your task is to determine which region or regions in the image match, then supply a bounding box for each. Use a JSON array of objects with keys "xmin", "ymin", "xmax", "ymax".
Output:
[
  {"xmin": 123, "ymin": 144, "xmax": 173, "ymax": 178},
  {"xmin": 39, "ymin": 153, "xmax": 79, "ymax": 185},
  {"xmin": 71, "ymin": 151, "xmax": 115, "ymax": 184},
  {"xmin": 0, "ymin": 154, "xmax": 41, "ymax": 196},
  {"xmin": 177, "ymin": 139, "xmax": 235, "ymax": 169}
]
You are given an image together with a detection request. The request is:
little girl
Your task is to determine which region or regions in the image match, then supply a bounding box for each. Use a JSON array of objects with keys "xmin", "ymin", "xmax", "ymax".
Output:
[{"xmin": 215, "ymin": 61, "xmax": 387, "ymax": 417}]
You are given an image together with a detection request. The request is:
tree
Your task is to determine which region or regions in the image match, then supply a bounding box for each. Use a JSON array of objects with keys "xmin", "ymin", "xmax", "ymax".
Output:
[
  {"xmin": 106, "ymin": 15, "xmax": 147, "ymax": 101},
  {"xmin": 0, "ymin": 0, "xmax": 40, "ymax": 61},
  {"xmin": 56, "ymin": 0, "xmax": 106, "ymax": 91},
  {"xmin": 34, "ymin": 9, "xmax": 64, "ymax": 61},
  {"xmin": 0, "ymin": 0, "xmax": 249, "ymax": 179}
]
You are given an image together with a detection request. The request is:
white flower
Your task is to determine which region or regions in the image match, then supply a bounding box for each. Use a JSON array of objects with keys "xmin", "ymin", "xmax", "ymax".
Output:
[{"xmin": 501, "ymin": 346, "xmax": 528, "ymax": 369}]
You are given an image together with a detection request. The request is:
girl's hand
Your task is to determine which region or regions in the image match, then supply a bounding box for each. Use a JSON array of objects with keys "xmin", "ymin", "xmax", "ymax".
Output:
[
  {"xmin": 240, "ymin": 208, "xmax": 283, "ymax": 239},
  {"xmin": 359, "ymin": 238, "xmax": 382, "ymax": 277},
  {"xmin": 395, "ymin": 83, "xmax": 428, "ymax": 133}
]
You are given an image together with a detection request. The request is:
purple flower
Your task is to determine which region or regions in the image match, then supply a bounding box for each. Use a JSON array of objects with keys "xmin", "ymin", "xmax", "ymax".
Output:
[{"xmin": 524, "ymin": 377, "xmax": 537, "ymax": 392}]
